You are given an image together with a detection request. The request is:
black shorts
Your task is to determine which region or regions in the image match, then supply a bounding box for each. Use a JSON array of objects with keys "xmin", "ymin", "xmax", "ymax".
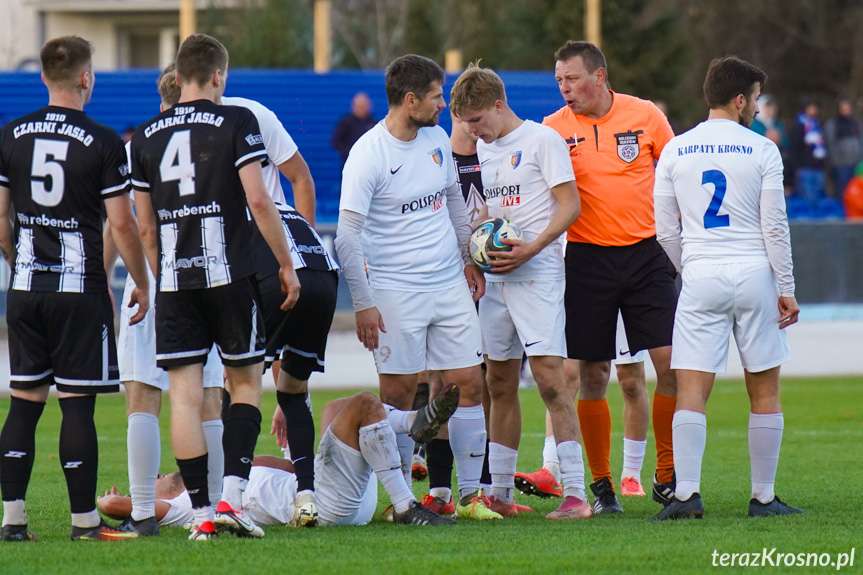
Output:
[
  {"xmin": 564, "ymin": 237, "xmax": 678, "ymax": 361},
  {"xmin": 155, "ymin": 276, "xmax": 266, "ymax": 369},
  {"xmin": 7, "ymin": 290, "xmax": 119, "ymax": 394},
  {"xmin": 258, "ymin": 269, "xmax": 338, "ymax": 380}
]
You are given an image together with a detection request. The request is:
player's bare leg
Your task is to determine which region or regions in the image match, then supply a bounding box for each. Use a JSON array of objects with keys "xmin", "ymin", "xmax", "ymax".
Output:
[
  {"xmin": 649, "ymin": 345, "xmax": 677, "ymax": 494},
  {"xmin": 743, "ymin": 367, "xmax": 801, "ymax": 517},
  {"xmin": 439, "ymin": 364, "xmax": 499, "ymax": 520},
  {"xmin": 380, "ymin": 373, "xmax": 422, "ymax": 486},
  {"xmin": 529, "ymin": 356, "xmax": 590, "ymax": 519},
  {"xmin": 213, "ymin": 363, "xmax": 265, "ymax": 538},
  {"xmin": 617, "ymin": 362, "xmax": 649, "ymax": 496},
  {"xmin": 273, "ymin": 364, "xmax": 318, "ymax": 527},
  {"xmin": 167, "ymin": 363, "xmax": 216, "ymax": 533}
]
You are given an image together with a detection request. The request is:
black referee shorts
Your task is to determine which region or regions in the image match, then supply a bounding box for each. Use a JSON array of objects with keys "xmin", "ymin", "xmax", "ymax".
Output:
[
  {"xmin": 564, "ymin": 236, "xmax": 678, "ymax": 361},
  {"xmin": 7, "ymin": 290, "xmax": 119, "ymax": 394},
  {"xmin": 258, "ymin": 268, "xmax": 338, "ymax": 380},
  {"xmin": 155, "ymin": 276, "xmax": 266, "ymax": 369}
]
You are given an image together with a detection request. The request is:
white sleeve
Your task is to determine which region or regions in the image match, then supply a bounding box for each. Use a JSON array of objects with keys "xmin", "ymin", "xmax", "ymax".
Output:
[
  {"xmin": 655, "ymin": 195, "xmax": 682, "ymax": 272},
  {"xmin": 760, "ymin": 143, "xmax": 795, "ymax": 296},
  {"xmin": 339, "ymin": 144, "xmax": 378, "ymax": 217},
  {"xmin": 536, "ymin": 126, "xmax": 576, "ymax": 189},
  {"xmin": 161, "ymin": 492, "xmax": 195, "ymax": 528},
  {"xmin": 334, "ymin": 209, "xmax": 375, "ymax": 311},
  {"xmin": 653, "ymin": 151, "xmax": 682, "ymax": 271},
  {"xmin": 445, "ymin": 180, "xmax": 473, "ymax": 265},
  {"xmin": 259, "ymin": 106, "xmax": 298, "ymax": 165}
]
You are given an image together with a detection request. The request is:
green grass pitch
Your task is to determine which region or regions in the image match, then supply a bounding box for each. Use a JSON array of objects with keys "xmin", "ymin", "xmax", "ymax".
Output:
[{"xmin": 1, "ymin": 377, "xmax": 860, "ymax": 574}]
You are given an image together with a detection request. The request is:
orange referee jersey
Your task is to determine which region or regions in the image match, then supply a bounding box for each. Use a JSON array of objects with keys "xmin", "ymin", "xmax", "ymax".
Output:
[{"xmin": 543, "ymin": 92, "xmax": 674, "ymax": 247}]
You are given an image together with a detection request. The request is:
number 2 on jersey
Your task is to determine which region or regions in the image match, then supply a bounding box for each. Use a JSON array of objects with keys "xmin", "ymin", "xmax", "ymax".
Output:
[
  {"xmin": 702, "ymin": 169, "xmax": 730, "ymax": 229},
  {"xmin": 160, "ymin": 130, "xmax": 196, "ymax": 196}
]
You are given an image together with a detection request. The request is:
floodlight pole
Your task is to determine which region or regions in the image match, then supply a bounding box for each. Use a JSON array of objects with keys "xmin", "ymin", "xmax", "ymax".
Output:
[
  {"xmin": 314, "ymin": 0, "xmax": 332, "ymax": 73},
  {"xmin": 180, "ymin": 0, "xmax": 196, "ymax": 41},
  {"xmin": 586, "ymin": 0, "xmax": 601, "ymax": 49}
]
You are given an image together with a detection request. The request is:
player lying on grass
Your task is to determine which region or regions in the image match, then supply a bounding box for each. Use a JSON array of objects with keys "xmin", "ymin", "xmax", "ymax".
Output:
[{"xmin": 98, "ymin": 388, "xmax": 462, "ymax": 534}]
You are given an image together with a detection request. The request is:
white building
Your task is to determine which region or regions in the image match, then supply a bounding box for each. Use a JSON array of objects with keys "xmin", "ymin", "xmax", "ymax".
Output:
[{"xmin": 0, "ymin": 0, "xmax": 225, "ymax": 70}]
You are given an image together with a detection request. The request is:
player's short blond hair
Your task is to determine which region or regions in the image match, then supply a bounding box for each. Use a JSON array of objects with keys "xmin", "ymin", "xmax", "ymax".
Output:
[
  {"xmin": 157, "ymin": 63, "xmax": 181, "ymax": 107},
  {"xmin": 450, "ymin": 63, "xmax": 507, "ymax": 118}
]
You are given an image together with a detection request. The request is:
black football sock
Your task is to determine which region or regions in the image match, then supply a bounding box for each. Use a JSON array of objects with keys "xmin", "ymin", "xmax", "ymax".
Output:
[
  {"xmin": 480, "ymin": 437, "xmax": 492, "ymax": 486},
  {"xmin": 58, "ymin": 395, "xmax": 98, "ymax": 513},
  {"xmin": 220, "ymin": 389, "xmax": 231, "ymax": 423},
  {"xmin": 276, "ymin": 391, "xmax": 316, "ymax": 492},
  {"xmin": 427, "ymin": 438, "xmax": 454, "ymax": 492},
  {"xmin": 0, "ymin": 397, "xmax": 46, "ymax": 503},
  {"xmin": 223, "ymin": 403, "xmax": 261, "ymax": 481},
  {"xmin": 176, "ymin": 454, "xmax": 211, "ymax": 510}
]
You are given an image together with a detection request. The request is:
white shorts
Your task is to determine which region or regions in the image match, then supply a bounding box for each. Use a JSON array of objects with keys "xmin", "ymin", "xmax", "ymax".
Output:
[
  {"xmin": 614, "ymin": 312, "xmax": 646, "ymax": 365},
  {"xmin": 314, "ymin": 428, "xmax": 378, "ymax": 526},
  {"xmin": 671, "ymin": 262, "xmax": 791, "ymax": 373},
  {"xmin": 118, "ymin": 273, "xmax": 223, "ymax": 390},
  {"xmin": 372, "ymin": 283, "xmax": 483, "ymax": 374},
  {"xmin": 480, "ymin": 280, "xmax": 567, "ymax": 361}
]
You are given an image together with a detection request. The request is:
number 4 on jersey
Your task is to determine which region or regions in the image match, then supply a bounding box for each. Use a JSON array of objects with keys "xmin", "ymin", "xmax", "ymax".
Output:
[
  {"xmin": 702, "ymin": 169, "xmax": 730, "ymax": 229},
  {"xmin": 160, "ymin": 130, "xmax": 196, "ymax": 196}
]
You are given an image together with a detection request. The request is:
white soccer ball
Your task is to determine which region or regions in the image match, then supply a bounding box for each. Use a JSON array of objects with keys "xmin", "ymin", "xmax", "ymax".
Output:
[{"xmin": 469, "ymin": 217, "xmax": 525, "ymax": 273}]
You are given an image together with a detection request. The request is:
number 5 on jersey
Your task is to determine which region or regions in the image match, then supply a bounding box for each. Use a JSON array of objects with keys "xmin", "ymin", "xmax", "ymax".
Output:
[
  {"xmin": 160, "ymin": 130, "xmax": 196, "ymax": 196},
  {"xmin": 702, "ymin": 169, "xmax": 730, "ymax": 229}
]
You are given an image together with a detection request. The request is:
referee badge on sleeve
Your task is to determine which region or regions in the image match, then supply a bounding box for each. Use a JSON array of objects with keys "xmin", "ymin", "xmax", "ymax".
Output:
[{"xmin": 614, "ymin": 130, "xmax": 643, "ymax": 164}]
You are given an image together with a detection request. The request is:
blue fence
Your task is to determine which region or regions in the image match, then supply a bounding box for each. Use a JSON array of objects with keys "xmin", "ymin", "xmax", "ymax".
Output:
[{"xmin": 0, "ymin": 69, "xmax": 563, "ymax": 223}]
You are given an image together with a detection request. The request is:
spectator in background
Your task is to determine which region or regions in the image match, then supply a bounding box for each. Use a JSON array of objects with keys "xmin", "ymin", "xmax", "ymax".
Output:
[
  {"xmin": 331, "ymin": 92, "xmax": 377, "ymax": 167},
  {"xmin": 789, "ymin": 96, "xmax": 827, "ymax": 205},
  {"xmin": 824, "ymin": 96, "xmax": 863, "ymax": 198},
  {"xmin": 750, "ymin": 94, "xmax": 791, "ymax": 195}
]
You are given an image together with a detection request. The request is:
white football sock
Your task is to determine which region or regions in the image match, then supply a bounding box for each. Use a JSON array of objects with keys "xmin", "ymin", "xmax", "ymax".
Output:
[
  {"xmin": 673, "ymin": 410, "xmax": 707, "ymax": 501},
  {"xmin": 448, "ymin": 405, "xmax": 486, "ymax": 500},
  {"xmin": 193, "ymin": 505, "xmax": 214, "ymax": 527},
  {"xmin": 749, "ymin": 412, "xmax": 784, "ymax": 504},
  {"xmin": 395, "ymin": 432, "xmax": 414, "ymax": 488},
  {"xmin": 127, "ymin": 412, "xmax": 160, "ymax": 521},
  {"xmin": 359, "ymin": 420, "xmax": 414, "ymax": 514},
  {"xmin": 202, "ymin": 419, "xmax": 224, "ymax": 508},
  {"xmin": 542, "ymin": 435, "xmax": 560, "ymax": 481},
  {"xmin": 430, "ymin": 487, "xmax": 452, "ymax": 501},
  {"xmin": 71, "ymin": 509, "xmax": 100, "ymax": 529},
  {"xmin": 488, "ymin": 442, "xmax": 518, "ymax": 504},
  {"xmin": 621, "ymin": 437, "xmax": 647, "ymax": 481},
  {"xmin": 221, "ymin": 475, "xmax": 248, "ymax": 511},
  {"xmin": 2, "ymin": 500, "xmax": 27, "ymax": 526},
  {"xmin": 557, "ymin": 440, "xmax": 587, "ymax": 500},
  {"xmin": 385, "ymin": 406, "xmax": 413, "ymax": 435}
]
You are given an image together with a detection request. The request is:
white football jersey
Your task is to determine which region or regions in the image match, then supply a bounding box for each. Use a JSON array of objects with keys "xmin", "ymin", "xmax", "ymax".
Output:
[
  {"xmin": 654, "ymin": 119, "xmax": 785, "ymax": 267},
  {"xmin": 340, "ymin": 121, "xmax": 463, "ymax": 291},
  {"xmin": 161, "ymin": 466, "xmax": 297, "ymax": 528},
  {"xmin": 222, "ymin": 96, "xmax": 298, "ymax": 204},
  {"xmin": 477, "ymin": 120, "xmax": 575, "ymax": 282}
]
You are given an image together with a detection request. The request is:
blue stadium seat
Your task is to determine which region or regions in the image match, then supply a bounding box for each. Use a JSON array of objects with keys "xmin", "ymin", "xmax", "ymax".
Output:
[
  {"xmin": 814, "ymin": 198, "xmax": 846, "ymax": 220},
  {"xmin": 785, "ymin": 196, "xmax": 814, "ymax": 220}
]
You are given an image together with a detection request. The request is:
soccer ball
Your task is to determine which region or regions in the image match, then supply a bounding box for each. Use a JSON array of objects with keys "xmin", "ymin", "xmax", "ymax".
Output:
[{"xmin": 469, "ymin": 217, "xmax": 525, "ymax": 273}]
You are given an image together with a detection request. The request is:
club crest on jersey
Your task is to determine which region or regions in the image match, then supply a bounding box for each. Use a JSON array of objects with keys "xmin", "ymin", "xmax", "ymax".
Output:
[
  {"xmin": 614, "ymin": 130, "xmax": 643, "ymax": 164},
  {"xmin": 429, "ymin": 148, "xmax": 443, "ymax": 167},
  {"xmin": 511, "ymin": 151, "xmax": 522, "ymax": 169}
]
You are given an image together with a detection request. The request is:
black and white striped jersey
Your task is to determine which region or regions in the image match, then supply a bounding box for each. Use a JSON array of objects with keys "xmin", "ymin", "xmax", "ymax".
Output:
[
  {"xmin": 249, "ymin": 203, "xmax": 339, "ymax": 280},
  {"xmin": 131, "ymin": 99, "xmax": 267, "ymax": 292},
  {"xmin": 0, "ymin": 106, "xmax": 130, "ymax": 293}
]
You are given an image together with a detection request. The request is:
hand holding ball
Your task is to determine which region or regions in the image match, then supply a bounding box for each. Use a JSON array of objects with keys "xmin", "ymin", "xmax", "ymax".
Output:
[{"xmin": 469, "ymin": 218, "xmax": 525, "ymax": 273}]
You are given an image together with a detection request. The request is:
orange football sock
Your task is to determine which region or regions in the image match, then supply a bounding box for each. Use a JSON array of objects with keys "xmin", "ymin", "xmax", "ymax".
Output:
[
  {"xmin": 577, "ymin": 398, "xmax": 612, "ymax": 488},
  {"xmin": 653, "ymin": 392, "xmax": 677, "ymax": 483}
]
